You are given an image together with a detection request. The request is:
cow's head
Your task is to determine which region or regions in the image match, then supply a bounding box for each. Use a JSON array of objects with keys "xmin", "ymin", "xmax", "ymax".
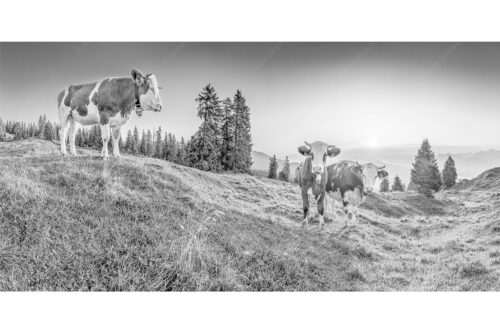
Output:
[
  {"xmin": 132, "ymin": 69, "xmax": 163, "ymax": 112},
  {"xmin": 352, "ymin": 162, "xmax": 388, "ymax": 194},
  {"xmin": 298, "ymin": 141, "xmax": 341, "ymax": 184}
]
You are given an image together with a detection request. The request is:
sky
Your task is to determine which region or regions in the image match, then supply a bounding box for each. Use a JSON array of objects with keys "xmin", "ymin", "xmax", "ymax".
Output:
[{"xmin": 1, "ymin": 42, "xmax": 500, "ymax": 156}]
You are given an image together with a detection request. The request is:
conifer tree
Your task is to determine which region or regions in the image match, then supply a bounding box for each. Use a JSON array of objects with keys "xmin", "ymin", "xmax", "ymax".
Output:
[
  {"xmin": 278, "ymin": 156, "xmax": 291, "ymax": 182},
  {"xmin": 268, "ymin": 154, "xmax": 278, "ymax": 179},
  {"xmin": 37, "ymin": 115, "xmax": 47, "ymax": 138},
  {"xmin": 410, "ymin": 138, "xmax": 442, "ymax": 197},
  {"xmin": 145, "ymin": 130, "xmax": 153, "ymax": 156},
  {"xmin": 391, "ymin": 175, "xmax": 405, "ymax": 192},
  {"xmin": 187, "ymin": 84, "xmax": 223, "ymax": 172},
  {"xmin": 177, "ymin": 137, "xmax": 187, "ymax": 165},
  {"xmin": 379, "ymin": 178, "xmax": 390, "ymax": 192},
  {"xmin": 220, "ymin": 97, "xmax": 235, "ymax": 171},
  {"xmin": 43, "ymin": 122, "xmax": 54, "ymax": 140},
  {"xmin": 125, "ymin": 129, "xmax": 133, "ymax": 153},
  {"xmin": 232, "ymin": 90, "xmax": 253, "ymax": 172},
  {"xmin": 154, "ymin": 127, "xmax": 163, "ymax": 158},
  {"xmin": 13, "ymin": 122, "xmax": 22, "ymax": 140},
  {"xmin": 132, "ymin": 127, "xmax": 140, "ymax": 155},
  {"xmin": 118, "ymin": 134, "xmax": 124, "ymax": 150},
  {"xmin": 441, "ymin": 156, "xmax": 458, "ymax": 190}
]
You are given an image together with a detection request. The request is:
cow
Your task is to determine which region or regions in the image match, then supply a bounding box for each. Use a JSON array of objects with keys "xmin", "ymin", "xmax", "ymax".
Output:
[
  {"xmin": 325, "ymin": 161, "xmax": 388, "ymax": 225},
  {"xmin": 297, "ymin": 141, "xmax": 341, "ymax": 229},
  {"xmin": 57, "ymin": 69, "xmax": 163, "ymax": 159}
]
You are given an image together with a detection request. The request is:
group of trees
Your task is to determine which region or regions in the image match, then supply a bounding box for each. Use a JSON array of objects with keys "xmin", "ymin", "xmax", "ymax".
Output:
[
  {"xmin": 72, "ymin": 125, "xmax": 190, "ymax": 164},
  {"xmin": 0, "ymin": 115, "xmax": 60, "ymax": 142},
  {"xmin": 408, "ymin": 138, "xmax": 457, "ymax": 197},
  {"xmin": 267, "ymin": 155, "xmax": 291, "ymax": 182},
  {"xmin": 187, "ymin": 85, "xmax": 253, "ymax": 173},
  {"xmin": 379, "ymin": 175, "xmax": 406, "ymax": 192},
  {"xmin": 379, "ymin": 139, "xmax": 457, "ymax": 196}
]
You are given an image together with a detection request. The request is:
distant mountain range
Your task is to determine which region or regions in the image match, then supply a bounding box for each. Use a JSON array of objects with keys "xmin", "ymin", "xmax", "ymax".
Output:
[{"xmin": 252, "ymin": 146, "xmax": 500, "ymax": 184}]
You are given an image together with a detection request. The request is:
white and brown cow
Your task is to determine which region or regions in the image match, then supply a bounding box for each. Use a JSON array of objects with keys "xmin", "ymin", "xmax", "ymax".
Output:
[
  {"xmin": 297, "ymin": 141, "xmax": 341, "ymax": 229},
  {"xmin": 57, "ymin": 69, "xmax": 163, "ymax": 159},
  {"xmin": 325, "ymin": 161, "xmax": 388, "ymax": 225}
]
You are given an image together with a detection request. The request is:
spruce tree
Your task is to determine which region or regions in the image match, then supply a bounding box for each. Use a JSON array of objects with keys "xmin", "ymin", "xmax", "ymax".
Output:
[
  {"xmin": 232, "ymin": 90, "xmax": 253, "ymax": 172},
  {"xmin": 441, "ymin": 156, "xmax": 457, "ymax": 190},
  {"xmin": 43, "ymin": 122, "xmax": 53, "ymax": 140},
  {"xmin": 268, "ymin": 154, "xmax": 278, "ymax": 179},
  {"xmin": 13, "ymin": 122, "xmax": 22, "ymax": 140},
  {"xmin": 125, "ymin": 129, "xmax": 133, "ymax": 153},
  {"xmin": 37, "ymin": 115, "xmax": 46, "ymax": 138},
  {"xmin": 410, "ymin": 139, "xmax": 442, "ymax": 197},
  {"xmin": 391, "ymin": 175, "xmax": 405, "ymax": 192},
  {"xmin": 132, "ymin": 127, "xmax": 140, "ymax": 155},
  {"xmin": 145, "ymin": 130, "xmax": 153, "ymax": 156},
  {"xmin": 220, "ymin": 98, "xmax": 236, "ymax": 171},
  {"xmin": 278, "ymin": 156, "xmax": 291, "ymax": 182},
  {"xmin": 379, "ymin": 178, "xmax": 390, "ymax": 192},
  {"xmin": 187, "ymin": 84, "xmax": 223, "ymax": 172},
  {"xmin": 177, "ymin": 137, "xmax": 187, "ymax": 165},
  {"xmin": 154, "ymin": 127, "xmax": 163, "ymax": 158}
]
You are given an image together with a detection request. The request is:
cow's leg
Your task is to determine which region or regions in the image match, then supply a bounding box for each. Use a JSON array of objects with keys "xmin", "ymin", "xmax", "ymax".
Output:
[
  {"xmin": 343, "ymin": 200, "xmax": 350, "ymax": 226},
  {"xmin": 111, "ymin": 127, "xmax": 121, "ymax": 158},
  {"xmin": 68, "ymin": 118, "xmax": 77, "ymax": 156},
  {"xmin": 58, "ymin": 109, "xmax": 70, "ymax": 156},
  {"xmin": 317, "ymin": 193, "xmax": 326, "ymax": 229},
  {"xmin": 301, "ymin": 187, "xmax": 310, "ymax": 228},
  {"xmin": 101, "ymin": 123, "xmax": 111, "ymax": 160}
]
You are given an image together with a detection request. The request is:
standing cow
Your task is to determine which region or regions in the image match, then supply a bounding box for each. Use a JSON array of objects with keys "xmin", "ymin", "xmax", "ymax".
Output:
[
  {"xmin": 297, "ymin": 141, "xmax": 341, "ymax": 229},
  {"xmin": 57, "ymin": 69, "xmax": 163, "ymax": 159},
  {"xmin": 325, "ymin": 161, "xmax": 388, "ymax": 224}
]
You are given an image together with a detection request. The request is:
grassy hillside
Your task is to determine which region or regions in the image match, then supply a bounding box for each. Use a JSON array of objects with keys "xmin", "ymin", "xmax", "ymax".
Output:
[{"xmin": 1, "ymin": 139, "xmax": 499, "ymax": 291}]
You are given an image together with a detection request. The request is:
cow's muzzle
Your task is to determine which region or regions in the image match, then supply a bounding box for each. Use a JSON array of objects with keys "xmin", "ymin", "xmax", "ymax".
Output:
[{"xmin": 365, "ymin": 187, "xmax": 374, "ymax": 194}]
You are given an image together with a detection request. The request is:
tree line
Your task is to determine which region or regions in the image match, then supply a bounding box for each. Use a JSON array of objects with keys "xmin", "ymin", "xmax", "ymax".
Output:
[
  {"xmin": 379, "ymin": 138, "xmax": 457, "ymax": 197},
  {"xmin": 0, "ymin": 85, "xmax": 253, "ymax": 174},
  {"xmin": 0, "ymin": 115, "xmax": 60, "ymax": 142}
]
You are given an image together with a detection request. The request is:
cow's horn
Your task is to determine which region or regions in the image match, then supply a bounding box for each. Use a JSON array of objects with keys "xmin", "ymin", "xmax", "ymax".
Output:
[
  {"xmin": 304, "ymin": 141, "xmax": 311, "ymax": 147},
  {"xmin": 356, "ymin": 161, "xmax": 361, "ymax": 167},
  {"xmin": 377, "ymin": 165, "xmax": 386, "ymax": 170}
]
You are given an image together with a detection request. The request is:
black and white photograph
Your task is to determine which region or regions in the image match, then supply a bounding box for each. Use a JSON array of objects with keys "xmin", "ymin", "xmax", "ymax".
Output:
[
  {"xmin": 2, "ymin": 41, "xmax": 500, "ymax": 292},
  {"xmin": 1, "ymin": 1, "xmax": 499, "ymax": 332}
]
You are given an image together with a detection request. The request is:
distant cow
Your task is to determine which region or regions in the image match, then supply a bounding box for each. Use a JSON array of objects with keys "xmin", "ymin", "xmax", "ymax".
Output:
[
  {"xmin": 325, "ymin": 161, "xmax": 388, "ymax": 224},
  {"xmin": 297, "ymin": 141, "xmax": 341, "ymax": 229},
  {"xmin": 57, "ymin": 69, "xmax": 163, "ymax": 159}
]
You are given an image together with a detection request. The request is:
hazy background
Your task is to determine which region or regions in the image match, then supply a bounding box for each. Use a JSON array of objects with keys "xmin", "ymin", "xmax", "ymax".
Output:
[{"xmin": 1, "ymin": 42, "xmax": 500, "ymax": 181}]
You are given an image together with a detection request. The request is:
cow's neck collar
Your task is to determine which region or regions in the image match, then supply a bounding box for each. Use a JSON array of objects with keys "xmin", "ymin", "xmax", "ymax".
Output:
[{"xmin": 134, "ymin": 88, "xmax": 142, "ymax": 109}]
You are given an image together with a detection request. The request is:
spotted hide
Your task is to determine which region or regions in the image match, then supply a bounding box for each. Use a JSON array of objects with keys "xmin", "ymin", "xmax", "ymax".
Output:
[
  {"xmin": 57, "ymin": 69, "xmax": 163, "ymax": 159},
  {"xmin": 297, "ymin": 141, "xmax": 341, "ymax": 229},
  {"xmin": 326, "ymin": 161, "xmax": 388, "ymax": 224}
]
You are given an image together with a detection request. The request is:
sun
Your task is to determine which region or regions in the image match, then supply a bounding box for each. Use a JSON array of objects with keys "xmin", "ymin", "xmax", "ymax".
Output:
[{"xmin": 363, "ymin": 137, "xmax": 379, "ymax": 148}]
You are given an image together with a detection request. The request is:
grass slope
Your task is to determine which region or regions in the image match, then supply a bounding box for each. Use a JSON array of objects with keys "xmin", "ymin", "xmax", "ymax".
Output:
[{"xmin": 1, "ymin": 138, "xmax": 499, "ymax": 291}]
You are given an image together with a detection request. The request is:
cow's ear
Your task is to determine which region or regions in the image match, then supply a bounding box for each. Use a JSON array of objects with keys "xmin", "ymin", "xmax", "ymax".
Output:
[
  {"xmin": 351, "ymin": 166, "xmax": 362, "ymax": 174},
  {"xmin": 131, "ymin": 69, "xmax": 145, "ymax": 85},
  {"xmin": 298, "ymin": 145, "xmax": 311, "ymax": 156},
  {"xmin": 327, "ymin": 146, "xmax": 341, "ymax": 157},
  {"xmin": 378, "ymin": 170, "xmax": 389, "ymax": 178}
]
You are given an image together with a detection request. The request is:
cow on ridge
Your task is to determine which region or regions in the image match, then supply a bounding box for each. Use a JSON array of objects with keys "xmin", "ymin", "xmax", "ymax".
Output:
[
  {"xmin": 325, "ymin": 161, "xmax": 388, "ymax": 224},
  {"xmin": 297, "ymin": 141, "xmax": 341, "ymax": 229},
  {"xmin": 57, "ymin": 69, "xmax": 163, "ymax": 159}
]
